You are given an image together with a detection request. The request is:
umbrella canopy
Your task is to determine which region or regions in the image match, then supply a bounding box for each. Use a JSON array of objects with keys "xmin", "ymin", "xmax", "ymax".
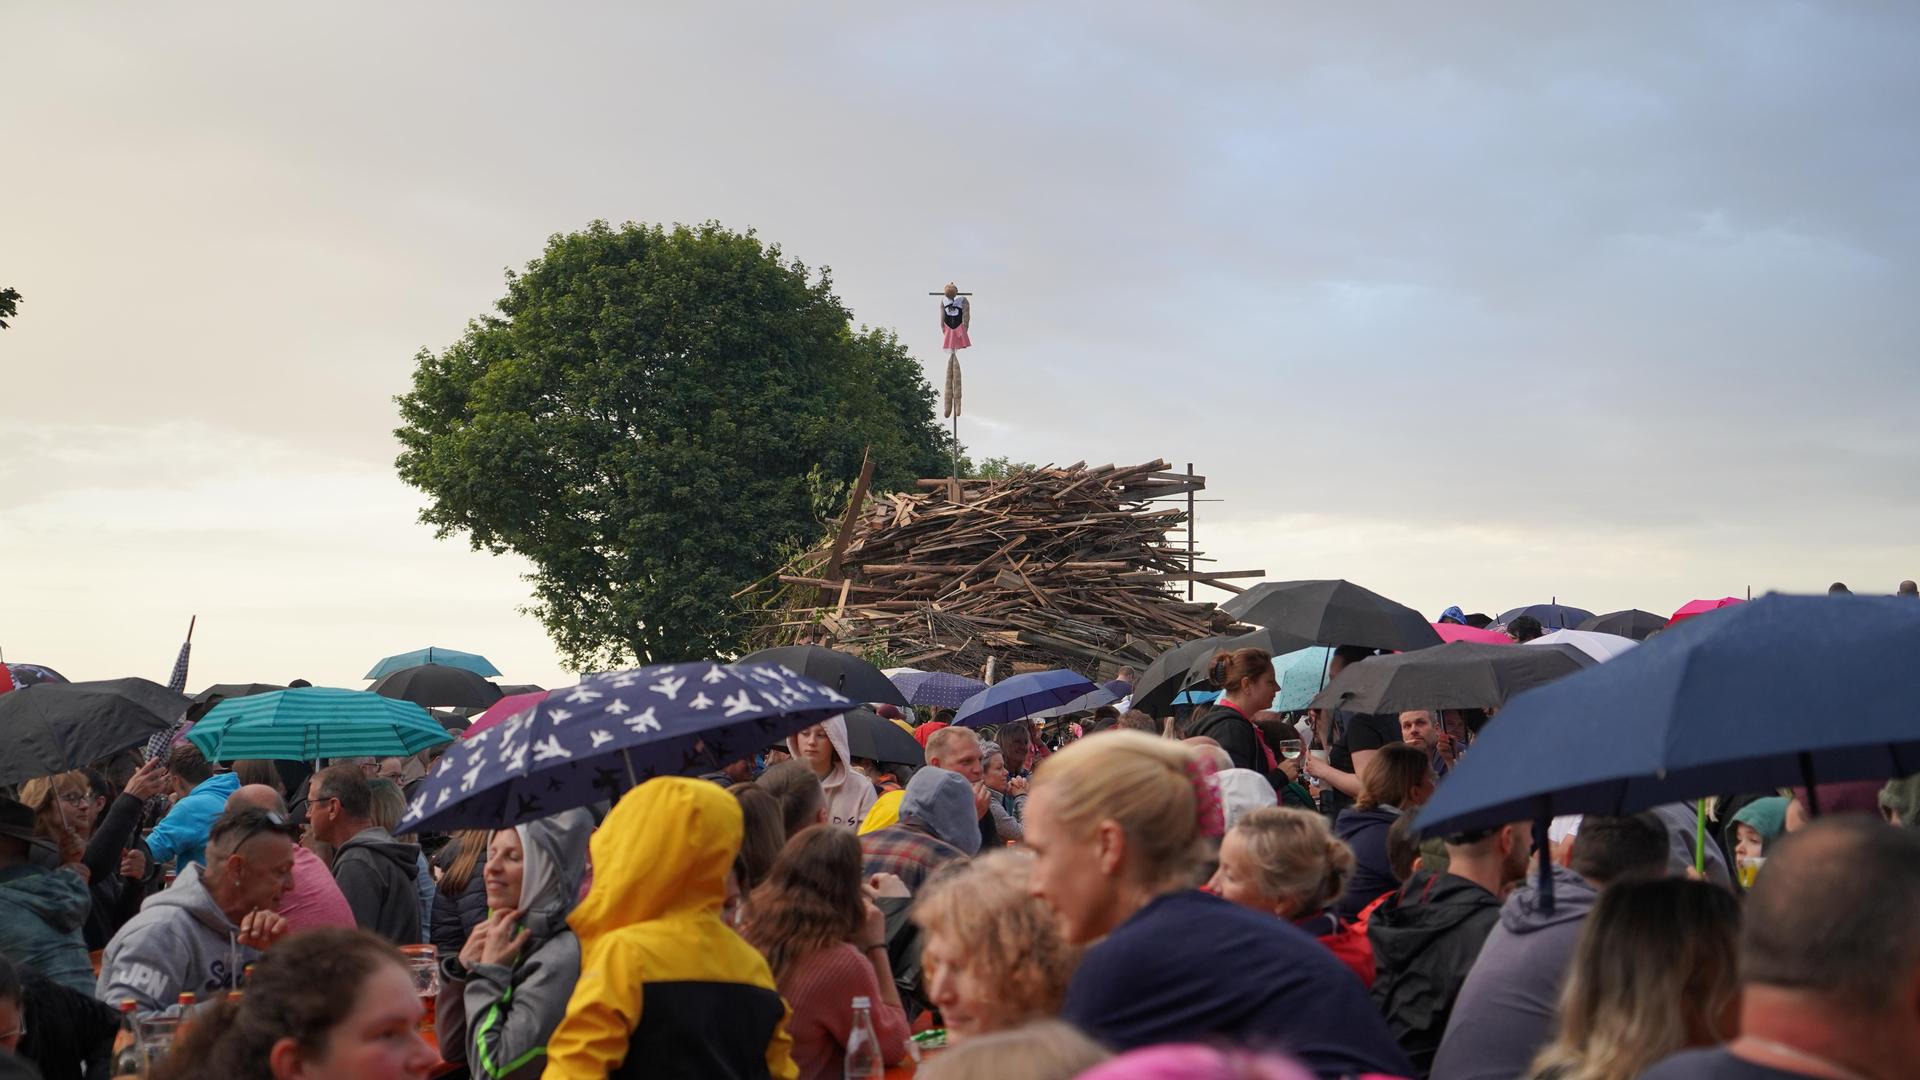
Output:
[
  {"xmin": 1309, "ymin": 642, "xmax": 1592, "ymax": 716},
  {"xmin": 369, "ymin": 664, "xmax": 504, "ymax": 709},
  {"xmin": 955, "ymin": 670, "xmax": 1099, "ymax": 728},
  {"xmin": 1131, "ymin": 635, "xmax": 1239, "ymax": 717},
  {"xmin": 1031, "ymin": 685, "xmax": 1121, "ymax": 720},
  {"xmin": 888, "ymin": 671, "xmax": 989, "ymax": 710},
  {"xmin": 364, "ymin": 647, "xmax": 502, "ymax": 680},
  {"xmin": 843, "ymin": 706, "xmax": 926, "ymax": 766},
  {"xmin": 462, "ymin": 691, "xmax": 550, "ymax": 740},
  {"xmin": 1272, "ymin": 646, "xmax": 1337, "ymax": 711},
  {"xmin": 1416, "ymin": 594, "xmax": 1920, "ymax": 839},
  {"xmin": 1173, "ymin": 689, "xmax": 1221, "ymax": 706},
  {"xmin": 1670, "ymin": 597, "xmax": 1743, "ymax": 624},
  {"xmin": 738, "ymin": 645, "xmax": 910, "ymax": 707},
  {"xmin": 1223, "ymin": 580, "xmax": 1443, "ymax": 653},
  {"xmin": 189, "ymin": 687, "xmax": 453, "ymax": 762},
  {"xmin": 191, "ymin": 683, "xmax": 287, "ymax": 704},
  {"xmin": 1182, "ymin": 626, "xmax": 1318, "ymax": 687},
  {"xmin": 0, "ymin": 678, "xmax": 189, "ymax": 786},
  {"xmin": 5, "ymin": 664, "xmax": 68, "ymax": 689},
  {"xmin": 1494, "ymin": 603, "xmax": 1596, "ymax": 631},
  {"xmin": 400, "ymin": 661, "xmax": 850, "ymax": 832},
  {"xmin": 1577, "ymin": 609, "xmax": 1669, "ymax": 640},
  {"xmin": 1432, "ymin": 623, "xmax": 1513, "ymax": 646},
  {"xmin": 1528, "ymin": 629, "xmax": 1637, "ymax": 664}
]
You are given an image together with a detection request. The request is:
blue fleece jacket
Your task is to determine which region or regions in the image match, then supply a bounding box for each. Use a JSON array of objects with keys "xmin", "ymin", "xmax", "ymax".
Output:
[{"xmin": 144, "ymin": 773, "xmax": 240, "ymax": 868}]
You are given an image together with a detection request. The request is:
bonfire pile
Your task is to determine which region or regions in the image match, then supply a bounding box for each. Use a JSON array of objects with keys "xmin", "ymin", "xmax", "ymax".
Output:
[{"xmin": 742, "ymin": 460, "xmax": 1259, "ymax": 677}]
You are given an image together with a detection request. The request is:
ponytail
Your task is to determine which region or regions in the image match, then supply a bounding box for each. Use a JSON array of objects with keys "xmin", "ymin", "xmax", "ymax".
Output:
[{"xmin": 1208, "ymin": 648, "xmax": 1273, "ymax": 697}]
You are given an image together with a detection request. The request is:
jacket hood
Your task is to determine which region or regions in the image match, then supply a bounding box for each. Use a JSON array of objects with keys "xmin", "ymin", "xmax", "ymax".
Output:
[
  {"xmin": 143, "ymin": 862, "xmax": 239, "ymax": 937},
  {"xmin": 1334, "ymin": 806, "xmax": 1401, "ymax": 840},
  {"xmin": 568, "ymin": 777, "xmax": 739, "ymax": 943},
  {"xmin": 0, "ymin": 864, "xmax": 90, "ymax": 931},
  {"xmin": 1368, "ymin": 870, "xmax": 1500, "ymax": 969},
  {"xmin": 899, "ymin": 767, "xmax": 980, "ymax": 855},
  {"xmin": 516, "ymin": 808, "xmax": 593, "ymax": 940},
  {"xmin": 338, "ymin": 826, "xmax": 420, "ymax": 872},
  {"xmin": 1498, "ymin": 864, "xmax": 1597, "ymax": 934},
  {"xmin": 788, "ymin": 714, "xmax": 854, "ymax": 790},
  {"xmin": 1731, "ymin": 797, "xmax": 1790, "ymax": 845},
  {"xmin": 1211, "ymin": 768, "xmax": 1277, "ymax": 830}
]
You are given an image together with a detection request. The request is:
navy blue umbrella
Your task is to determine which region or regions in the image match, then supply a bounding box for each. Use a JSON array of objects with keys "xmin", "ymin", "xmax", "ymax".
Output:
[
  {"xmin": 954, "ymin": 669, "xmax": 1099, "ymax": 728},
  {"xmin": 1417, "ymin": 593, "xmax": 1920, "ymax": 839},
  {"xmin": 1494, "ymin": 603, "xmax": 1595, "ymax": 631},
  {"xmin": 400, "ymin": 661, "xmax": 852, "ymax": 831},
  {"xmin": 889, "ymin": 671, "xmax": 989, "ymax": 710}
]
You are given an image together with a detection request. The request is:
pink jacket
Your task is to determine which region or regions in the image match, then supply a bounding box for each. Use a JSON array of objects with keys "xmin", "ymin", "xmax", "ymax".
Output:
[{"xmin": 278, "ymin": 844, "xmax": 356, "ymax": 932}]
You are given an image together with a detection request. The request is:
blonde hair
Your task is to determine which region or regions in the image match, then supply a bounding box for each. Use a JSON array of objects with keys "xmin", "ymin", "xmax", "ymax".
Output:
[
  {"xmin": 1355, "ymin": 744, "xmax": 1432, "ymax": 811},
  {"xmin": 912, "ymin": 852, "xmax": 1081, "ymax": 1029},
  {"xmin": 18, "ymin": 771, "xmax": 91, "ymax": 838},
  {"xmin": 1030, "ymin": 730, "xmax": 1204, "ymax": 888},
  {"xmin": 1528, "ymin": 878, "xmax": 1741, "ymax": 1080},
  {"xmin": 925, "ymin": 725, "xmax": 980, "ymax": 762},
  {"xmin": 1231, "ymin": 807, "xmax": 1355, "ymax": 916},
  {"xmin": 917, "ymin": 1020, "xmax": 1109, "ymax": 1080}
]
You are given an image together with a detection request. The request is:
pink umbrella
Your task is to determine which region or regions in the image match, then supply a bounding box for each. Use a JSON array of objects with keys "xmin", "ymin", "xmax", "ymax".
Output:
[
  {"xmin": 1432, "ymin": 622, "xmax": 1514, "ymax": 645},
  {"xmin": 461, "ymin": 690, "xmax": 548, "ymax": 739},
  {"xmin": 1670, "ymin": 597, "xmax": 1744, "ymax": 624}
]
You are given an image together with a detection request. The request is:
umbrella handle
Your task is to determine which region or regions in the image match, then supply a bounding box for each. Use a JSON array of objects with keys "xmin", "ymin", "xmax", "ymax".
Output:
[{"xmin": 1694, "ymin": 800, "xmax": 1706, "ymax": 874}]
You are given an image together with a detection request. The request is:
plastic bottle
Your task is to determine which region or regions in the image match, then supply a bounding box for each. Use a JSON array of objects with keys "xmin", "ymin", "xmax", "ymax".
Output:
[
  {"xmin": 110, "ymin": 1000, "xmax": 141, "ymax": 1076},
  {"xmin": 843, "ymin": 995, "xmax": 883, "ymax": 1079}
]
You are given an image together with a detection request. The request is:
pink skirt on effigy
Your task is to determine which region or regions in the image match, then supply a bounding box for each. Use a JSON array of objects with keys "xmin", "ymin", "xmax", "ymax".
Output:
[{"xmin": 943, "ymin": 325, "xmax": 971, "ymax": 350}]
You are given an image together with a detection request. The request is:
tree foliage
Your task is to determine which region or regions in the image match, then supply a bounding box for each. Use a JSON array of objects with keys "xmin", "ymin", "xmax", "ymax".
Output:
[
  {"xmin": 395, "ymin": 221, "xmax": 951, "ymax": 669},
  {"xmin": 0, "ymin": 287, "xmax": 20, "ymax": 329}
]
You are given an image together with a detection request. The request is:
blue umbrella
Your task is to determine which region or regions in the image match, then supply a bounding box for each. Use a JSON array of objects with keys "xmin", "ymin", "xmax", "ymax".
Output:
[
  {"xmin": 1173, "ymin": 689, "xmax": 1221, "ymax": 706},
  {"xmin": 1493, "ymin": 603, "xmax": 1595, "ymax": 631},
  {"xmin": 1418, "ymin": 593, "xmax": 1920, "ymax": 840},
  {"xmin": 189, "ymin": 688, "xmax": 452, "ymax": 762},
  {"xmin": 1272, "ymin": 646, "xmax": 1335, "ymax": 711},
  {"xmin": 1032, "ymin": 685, "xmax": 1122, "ymax": 719},
  {"xmin": 400, "ymin": 661, "xmax": 851, "ymax": 832},
  {"xmin": 365, "ymin": 647, "xmax": 502, "ymax": 680},
  {"xmin": 889, "ymin": 671, "xmax": 989, "ymax": 710},
  {"xmin": 954, "ymin": 670, "xmax": 1099, "ymax": 728}
]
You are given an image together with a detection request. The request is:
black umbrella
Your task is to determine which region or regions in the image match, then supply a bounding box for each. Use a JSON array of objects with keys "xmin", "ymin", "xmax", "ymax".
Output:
[
  {"xmin": 842, "ymin": 707, "xmax": 926, "ymax": 766},
  {"xmin": 369, "ymin": 664, "xmax": 504, "ymax": 709},
  {"xmin": 186, "ymin": 683, "xmax": 288, "ymax": 724},
  {"xmin": 1182, "ymin": 626, "xmax": 1317, "ymax": 686},
  {"xmin": 1577, "ymin": 609, "xmax": 1669, "ymax": 641},
  {"xmin": 1308, "ymin": 641, "xmax": 1593, "ymax": 716},
  {"xmin": 1032, "ymin": 685, "xmax": 1122, "ymax": 720},
  {"xmin": 737, "ymin": 645, "xmax": 910, "ymax": 707},
  {"xmin": 1131, "ymin": 635, "xmax": 1238, "ymax": 718},
  {"xmin": 1222, "ymin": 580, "xmax": 1443, "ymax": 653},
  {"xmin": 0, "ymin": 678, "xmax": 189, "ymax": 786}
]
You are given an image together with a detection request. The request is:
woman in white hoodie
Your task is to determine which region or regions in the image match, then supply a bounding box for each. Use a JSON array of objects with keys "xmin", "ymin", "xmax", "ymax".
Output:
[{"xmin": 788, "ymin": 715, "xmax": 877, "ymax": 830}]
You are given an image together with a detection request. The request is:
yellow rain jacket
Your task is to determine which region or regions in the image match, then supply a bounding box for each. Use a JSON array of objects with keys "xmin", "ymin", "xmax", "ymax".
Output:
[
  {"xmin": 859, "ymin": 789, "xmax": 905, "ymax": 835},
  {"xmin": 542, "ymin": 777, "xmax": 798, "ymax": 1080}
]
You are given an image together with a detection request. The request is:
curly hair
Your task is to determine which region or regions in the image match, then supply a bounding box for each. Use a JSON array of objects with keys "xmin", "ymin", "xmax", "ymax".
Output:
[
  {"xmin": 912, "ymin": 851, "xmax": 1082, "ymax": 1030},
  {"xmin": 739, "ymin": 824, "xmax": 865, "ymax": 982},
  {"xmin": 148, "ymin": 928, "xmax": 406, "ymax": 1080}
]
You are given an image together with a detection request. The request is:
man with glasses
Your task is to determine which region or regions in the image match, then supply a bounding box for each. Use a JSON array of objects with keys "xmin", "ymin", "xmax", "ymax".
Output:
[
  {"xmin": 307, "ymin": 764, "xmax": 422, "ymax": 944},
  {"xmin": 98, "ymin": 807, "xmax": 295, "ymax": 1016}
]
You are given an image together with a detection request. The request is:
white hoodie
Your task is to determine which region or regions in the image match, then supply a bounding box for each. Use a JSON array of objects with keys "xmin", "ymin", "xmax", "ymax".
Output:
[{"xmin": 787, "ymin": 714, "xmax": 877, "ymax": 829}]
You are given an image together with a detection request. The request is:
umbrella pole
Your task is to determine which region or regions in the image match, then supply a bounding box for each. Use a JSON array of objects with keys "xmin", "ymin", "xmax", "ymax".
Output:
[
  {"xmin": 624, "ymin": 750, "xmax": 638, "ymax": 791},
  {"xmin": 1694, "ymin": 800, "xmax": 1707, "ymax": 874},
  {"xmin": 1533, "ymin": 817, "xmax": 1553, "ymax": 915},
  {"xmin": 1799, "ymin": 752, "xmax": 1820, "ymax": 815}
]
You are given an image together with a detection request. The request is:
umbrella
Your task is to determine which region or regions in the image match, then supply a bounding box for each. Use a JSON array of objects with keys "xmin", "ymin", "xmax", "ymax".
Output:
[
  {"xmin": 1432, "ymin": 623, "xmax": 1513, "ymax": 646},
  {"xmin": 188, "ymin": 687, "xmax": 453, "ymax": 762},
  {"xmin": 843, "ymin": 707, "xmax": 926, "ymax": 766},
  {"xmin": 1309, "ymin": 642, "xmax": 1592, "ymax": 716},
  {"xmin": 1173, "ymin": 689, "xmax": 1221, "ymax": 706},
  {"xmin": 1415, "ymin": 593, "xmax": 1920, "ymax": 840},
  {"xmin": 738, "ymin": 645, "xmax": 910, "ymax": 707},
  {"xmin": 1031, "ymin": 685, "xmax": 1121, "ymax": 720},
  {"xmin": 0, "ymin": 678, "xmax": 189, "ymax": 786},
  {"xmin": 1494, "ymin": 603, "xmax": 1596, "ymax": 631},
  {"xmin": 888, "ymin": 671, "xmax": 989, "ymax": 710},
  {"xmin": 399, "ymin": 661, "xmax": 851, "ymax": 832},
  {"xmin": 0, "ymin": 667, "xmax": 10, "ymax": 695},
  {"xmin": 370, "ymin": 664, "xmax": 504, "ymax": 709},
  {"xmin": 462, "ymin": 691, "xmax": 550, "ymax": 740},
  {"xmin": 1577, "ymin": 609, "xmax": 1668, "ymax": 641},
  {"xmin": 5, "ymin": 664, "xmax": 68, "ymax": 689},
  {"xmin": 364, "ymin": 647, "xmax": 502, "ymax": 680},
  {"xmin": 1223, "ymin": 580, "xmax": 1443, "ymax": 653},
  {"xmin": 1272, "ymin": 646, "xmax": 1336, "ymax": 711},
  {"xmin": 1183, "ymin": 626, "xmax": 1318, "ymax": 687},
  {"xmin": 1131, "ymin": 635, "xmax": 1239, "ymax": 717},
  {"xmin": 192, "ymin": 683, "xmax": 287, "ymax": 704},
  {"xmin": 1528, "ymin": 629, "xmax": 1637, "ymax": 664},
  {"xmin": 1670, "ymin": 597, "xmax": 1743, "ymax": 624},
  {"xmin": 495, "ymin": 683, "xmax": 546, "ymax": 697},
  {"xmin": 954, "ymin": 670, "xmax": 1099, "ymax": 728}
]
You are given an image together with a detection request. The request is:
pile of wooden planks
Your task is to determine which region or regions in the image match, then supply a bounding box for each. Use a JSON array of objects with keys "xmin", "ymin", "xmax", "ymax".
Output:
[{"xmin": 741, "ymin": 460, "xmax": 1261, "ymax": 677}]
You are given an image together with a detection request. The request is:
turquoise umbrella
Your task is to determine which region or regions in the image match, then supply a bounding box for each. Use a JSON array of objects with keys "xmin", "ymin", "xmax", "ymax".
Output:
[
  {"xmin": 189, "ymin": 687, "xmax": 453, "ymax": 762},
  {"xmin": 1272, "ymin": 646, "xmax": 1335, "ymax": 711},
  {"xmin": 365, "ymin": 647, "xmax": 502, "ymax": 680}
]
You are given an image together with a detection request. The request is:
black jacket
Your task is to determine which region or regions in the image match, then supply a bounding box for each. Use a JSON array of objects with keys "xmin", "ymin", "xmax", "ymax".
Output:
[
  {"xmin": 1332, "ymin": 806, "xmax": 1402, "ymax": 919},
  {"xmin": 333, "ymin": 826, "xmax": 422, "ymax": 945},
  {"xmin": 1187, "ymin": 703, "xmax": 1266, "ymax": 773},
  {"xmin": 79, "ymin": 794, "xmax": 149, "ymax": 950},
  {"xmin": 431, "ymin": 858, "xmax": 488, "ymax": 960},
  {"xmin": 1368, "ymin": 869, "xmax": 1503, "ymax": 1076}
]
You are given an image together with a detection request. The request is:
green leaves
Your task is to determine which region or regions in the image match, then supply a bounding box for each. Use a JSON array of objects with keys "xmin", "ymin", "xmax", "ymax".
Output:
[{"xmin": 395, "ymin": 221, "xmax": 948, "ymax": 670}]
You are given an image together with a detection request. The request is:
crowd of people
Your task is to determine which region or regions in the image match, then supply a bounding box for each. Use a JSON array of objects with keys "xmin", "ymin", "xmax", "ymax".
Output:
[{"xmin": 2, "ymin": 634, "xmax": 1920, "ymax": 1080}]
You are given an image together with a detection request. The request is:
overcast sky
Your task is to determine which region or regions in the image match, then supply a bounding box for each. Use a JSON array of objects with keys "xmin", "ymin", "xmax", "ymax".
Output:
[{"xmin": 5, "ymin": 3, "xmax": 1916, "ymax": 690}]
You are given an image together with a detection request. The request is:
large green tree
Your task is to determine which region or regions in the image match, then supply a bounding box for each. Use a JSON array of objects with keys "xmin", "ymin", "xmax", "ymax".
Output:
[{"xmin": 396, "ymin": 221, "xmax": 952, "ymax": 668}]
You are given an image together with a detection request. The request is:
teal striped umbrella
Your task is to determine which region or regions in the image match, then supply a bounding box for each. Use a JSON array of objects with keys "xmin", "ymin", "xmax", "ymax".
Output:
[{"xmin": 188, "ymin": 687, "xmax": 453, "ymax": 762}]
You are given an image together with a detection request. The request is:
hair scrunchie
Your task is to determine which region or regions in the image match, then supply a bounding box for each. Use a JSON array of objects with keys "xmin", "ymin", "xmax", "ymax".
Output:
[{"xmin": 1185, "ymin": 754, "xmax": 1226, "ymax": 839}]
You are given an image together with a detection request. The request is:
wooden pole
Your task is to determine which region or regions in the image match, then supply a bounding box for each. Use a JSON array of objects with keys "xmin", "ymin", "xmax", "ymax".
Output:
[
  {"xmin": 186, "ymin": 615, "xmax": 197, "ymax": 644},
  {"xmin": 1186, "ymin": 463, "xmax": 1196, "ymax": 602},
  {"xmin": 819, "ymin": 449, "xmax": 875, "ymax": 607}
]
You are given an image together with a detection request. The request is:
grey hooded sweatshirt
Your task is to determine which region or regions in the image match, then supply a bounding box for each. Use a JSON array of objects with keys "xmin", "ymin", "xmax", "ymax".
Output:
[
  {"xmin": 900, "ymin": 767, "xmax": 982, "ymax": 857},
  {"xmin": 1429, "ymin": 865, "xmax": 1599, "ymax": 1080},
  {"xmin": 333, "ymin": 825, "xmax": 422, "ymax": 945},
  {"xmin": 98, "ymin": 863, "xmax": 260, "ymax": 1016},
  {"xmin": 437, "ymin": 808, "xmax": 591, "ymax": 1080}
]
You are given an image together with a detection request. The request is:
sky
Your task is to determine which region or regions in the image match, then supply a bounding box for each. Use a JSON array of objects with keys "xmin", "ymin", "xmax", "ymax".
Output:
[{"xmin": 5, "ymin": 3, "xmax": 1917, "ymax": 690}]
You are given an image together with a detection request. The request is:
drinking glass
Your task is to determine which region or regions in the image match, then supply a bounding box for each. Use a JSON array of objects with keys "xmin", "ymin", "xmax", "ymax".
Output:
[
  {"xmin": 136, "ymin": 1013, "xmax": 182, "ymax": 1073},
  {"xmin": 1278, "ymin": 739, "xmax": 1304, "ymax": 761},
  {"xmin": 1737, "ymin": 856, "xmax": 1766, "ymax": 889},
  {"xmin": 399, "ymin": 944, "xmax": 440, "ymax": 1035}
]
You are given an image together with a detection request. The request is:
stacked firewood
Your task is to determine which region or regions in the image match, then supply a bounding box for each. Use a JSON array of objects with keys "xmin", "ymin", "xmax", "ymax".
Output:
[{"xmin": 741, "ymin": 460, "xmax": 1259, "ymax": 676}]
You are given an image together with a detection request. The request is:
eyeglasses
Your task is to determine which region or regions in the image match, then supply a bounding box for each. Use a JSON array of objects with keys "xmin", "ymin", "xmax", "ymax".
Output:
[{"xmin": 56, "ymin": 792, "xmax": 91, "ymax": 806}]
